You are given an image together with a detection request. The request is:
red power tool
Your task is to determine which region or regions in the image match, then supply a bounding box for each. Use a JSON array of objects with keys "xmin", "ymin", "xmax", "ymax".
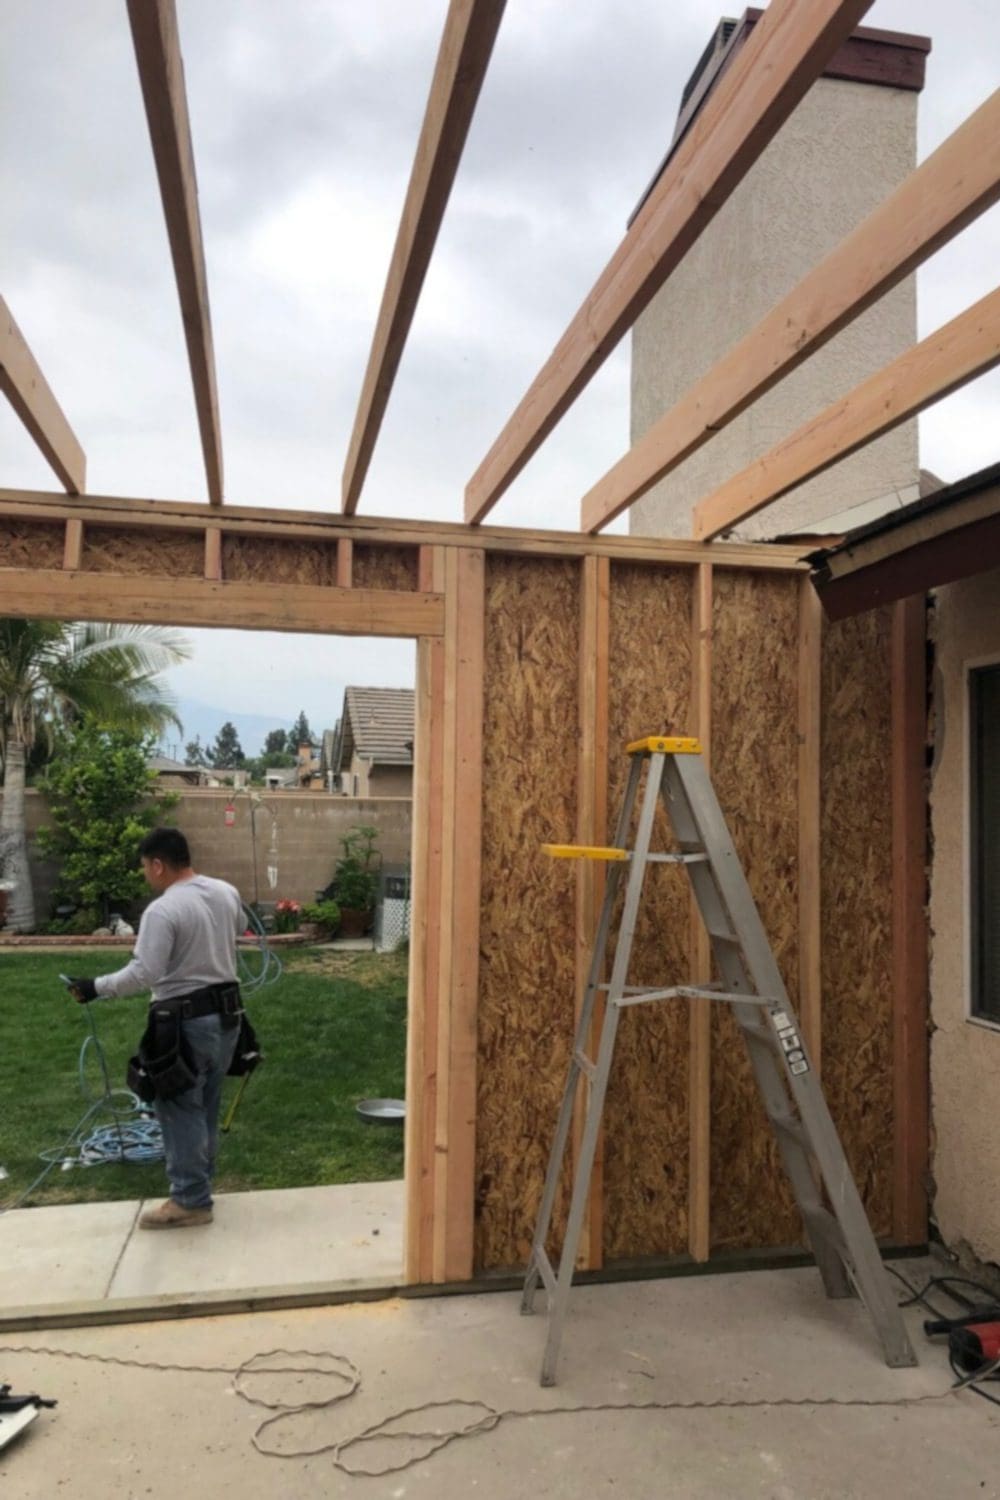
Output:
[{"xmin": 925, "ymin": 1309, "xmax": 1000, "ymax": 1375}]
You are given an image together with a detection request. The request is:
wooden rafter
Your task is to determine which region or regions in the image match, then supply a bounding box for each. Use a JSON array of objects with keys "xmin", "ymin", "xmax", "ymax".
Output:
[
  {"xmin": 341, "ymin": 0, "xmax": 506, "ymax": 516},
  {"xmin": 693, "ymin": 285, "xmax": 1000, "ymax": 541},
  {"xmin": 127, "ymin": 0, "xmax": 224, "ymax": 505},
  {"xmin": 582, "ymin": 89, "xmax": 1000, "ymax": 533},
  {"xmin": 0, "ymin": 296, "xmax": 85, "ymax": 494},
  {"xmin": 464, "ymin": 0, "xmax": 873, "ymax": 524}
]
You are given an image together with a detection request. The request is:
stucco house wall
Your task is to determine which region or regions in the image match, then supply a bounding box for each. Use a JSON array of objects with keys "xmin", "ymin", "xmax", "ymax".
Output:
[
  {"xmin": 630, "ymin": 77, "xmax": 920, "ymax": 540},
  {"xmin": 928, "ymin": 567, "xmax": 1000, "ymax": 1264}
]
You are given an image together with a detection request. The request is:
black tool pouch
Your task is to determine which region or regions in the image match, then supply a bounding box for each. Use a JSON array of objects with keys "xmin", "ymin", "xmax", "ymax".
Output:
[
  {"xmin": 127, "ymin": 1004, "xmax": 198, "ymax": 1102},
  {"xmin": 227, "ymin": 1010, "xmax": 263, "ymax": 1077}
]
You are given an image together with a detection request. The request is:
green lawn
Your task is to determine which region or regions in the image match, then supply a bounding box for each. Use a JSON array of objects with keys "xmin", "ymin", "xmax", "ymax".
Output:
[{"xmin": 0, "ymin": 946, "xmax": 407, "ymax": 1208}]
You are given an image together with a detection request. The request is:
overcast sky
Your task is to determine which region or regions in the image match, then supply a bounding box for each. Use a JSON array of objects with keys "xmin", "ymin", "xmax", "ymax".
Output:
[{"xmin": 2, "ymin": 1, "xmax": 998, "ymax": 742}]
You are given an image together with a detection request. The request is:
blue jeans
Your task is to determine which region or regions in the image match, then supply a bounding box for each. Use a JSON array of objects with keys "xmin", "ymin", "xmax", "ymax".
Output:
[{"xmin": 153, "ymin": 1014, "xmax": 239, "ymax": 1209}]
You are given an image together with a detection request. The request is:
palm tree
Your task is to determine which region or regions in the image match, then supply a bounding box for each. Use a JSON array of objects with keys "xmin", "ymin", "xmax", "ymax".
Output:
[{"xmin": 0, "ymin": 620, "xmax": 191, "ymax": 931}]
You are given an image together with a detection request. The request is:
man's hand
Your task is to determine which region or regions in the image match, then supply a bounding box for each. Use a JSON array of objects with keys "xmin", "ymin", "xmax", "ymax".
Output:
[{"xmin": 67, "ymin": 977, "xmax": 98, "ymax": 1004}]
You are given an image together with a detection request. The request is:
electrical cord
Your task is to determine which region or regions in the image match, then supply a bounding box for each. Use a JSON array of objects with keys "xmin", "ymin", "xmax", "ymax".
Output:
[
  {"xmin": 0, "ymin": 1339, "xmax": 986, "ymax": 1479},
  {"xmin": 2, "ymin": 1270, "xmax": 999, "ymax": 1474},
  {"xmin": 886, "ymin": 1265, "xmax": 1000, "ymax": 1408}
]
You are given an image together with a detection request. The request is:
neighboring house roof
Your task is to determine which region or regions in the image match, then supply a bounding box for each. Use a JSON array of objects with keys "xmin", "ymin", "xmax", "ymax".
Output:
[
  {"xmin": 149, "ymin": 754, "xmax": 192, "ymax": 773},
  {"xmin": 336, "ymin": 687, "xmax": 415, "ymax": 771},
  {"xmin": 808, "ymin": 461, "xmax": 1000, "ymax": 620}
]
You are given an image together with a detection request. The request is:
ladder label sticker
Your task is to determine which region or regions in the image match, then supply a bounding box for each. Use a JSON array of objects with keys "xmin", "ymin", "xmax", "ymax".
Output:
[
  {"xmin": 772, "ymin": 1012, "xmax": 792, "ymax": 1031},
  {"xmin": 789, "ymin": 1060, "xmax": 809, "ymax": 1076},
  {"xmin": 780, "ymin": 1033, "xmax": 800, "ymax": 1052}
]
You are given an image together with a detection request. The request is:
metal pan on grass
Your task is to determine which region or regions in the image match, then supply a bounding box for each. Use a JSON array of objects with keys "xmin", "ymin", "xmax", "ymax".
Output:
[{"xmin": 356, "ymin": 1098, "xmax": 406, "ymax": 1126}]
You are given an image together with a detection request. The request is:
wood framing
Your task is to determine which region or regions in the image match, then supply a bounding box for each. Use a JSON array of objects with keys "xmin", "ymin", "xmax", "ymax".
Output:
[
  {"xmin": 62, "ymin": 517, "xmax": 84, "ymax": 572},
  {"xmin": 406, "ymin": 545, "xmax": 448, "ymax": 1282},
  {"xmin": 694, "ymin": 285, "xmax": 1000, "ymax": 540},
  {"xmin": 0, "ymin": 486, "xmax": 809, "ymax": 570},
  {"xmin": 0, "ymin": 504, "xmax": 922, "ymax": 1278},
  {"xmin": 203, "ymin": 525, "xmax": 222, "ymax": 581},
  {"xmin": 574, "ymin": 555, "xmax": 610, "ymax": 1269},
  {"xmin": 432, "ymin": 546, "xmax": 485, "ymax": 1280},
  {"xmin": 464, "ymin": 0, "xmax": 872, "ymax": 523},
  {"xmin": 891, "ymin": 595, "xmax": 929, "ymax": 1245},
  {"xmin": 0, "ymin": 296, "xmax": 85, "ymax": 494},
  {"xmin": 797, "ymin": 579, "xmax": 823, "ymax": 1070},
  {"xmin": 127, "ymin": 0, "xmax": 224, "ymax": 506},
  {"xmin": 581, "ymin": 89, "xmax": 1000, "ymax": 533},
  {"xmin": 688, "ymin": 561, "xmax": 712, "ymax": 1262},
  {"xmin": 0, "ymin": 568, "xmax": 444, "ymax": 637},
  {"xmin": 341, "ymin": 0, "xmax": 506, "ymax": 515}
]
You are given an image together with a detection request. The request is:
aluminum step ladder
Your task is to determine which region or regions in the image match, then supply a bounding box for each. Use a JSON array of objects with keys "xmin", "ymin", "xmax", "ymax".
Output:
[{"xmin": 521, "ymin": 735, "xmax": 916, "ymax": 1386}]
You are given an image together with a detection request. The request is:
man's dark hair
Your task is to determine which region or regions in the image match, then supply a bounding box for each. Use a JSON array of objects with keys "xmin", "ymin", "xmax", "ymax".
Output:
[{"xmin": 138, "ymin": 827, "xmax": 191, "ymax": 868}]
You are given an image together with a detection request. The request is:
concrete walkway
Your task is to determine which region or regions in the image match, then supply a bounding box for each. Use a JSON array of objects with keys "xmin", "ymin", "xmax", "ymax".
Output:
[
  {"xmin": 0, "ymin": 1181, "xmax": 403, "ymax": 1321},
  {"xmin": 2, "ymin": 1259, "xmax": 1000, "ymax": 1497}
]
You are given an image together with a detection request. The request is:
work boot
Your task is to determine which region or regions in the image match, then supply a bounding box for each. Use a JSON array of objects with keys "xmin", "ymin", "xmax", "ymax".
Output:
[{"xmin": 139, "ymin": 1199, "xmax": 213, "ymax": 1230}]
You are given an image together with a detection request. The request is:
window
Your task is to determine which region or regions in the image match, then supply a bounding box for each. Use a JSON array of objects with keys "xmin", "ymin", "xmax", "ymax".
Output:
[{"xmin": 971, "ymin": 664, "xmax": 1000, "ymax": 1022}]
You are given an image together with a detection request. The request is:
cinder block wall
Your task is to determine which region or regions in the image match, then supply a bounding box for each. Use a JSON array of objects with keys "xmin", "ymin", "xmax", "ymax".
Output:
[{"xmin": 12, "ymin": 789, "xmax": 412, "ymax": 917}]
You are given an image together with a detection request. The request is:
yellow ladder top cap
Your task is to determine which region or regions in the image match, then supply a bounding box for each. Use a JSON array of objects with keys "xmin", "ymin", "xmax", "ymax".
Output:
[
  {"xmin": 542, "ymin": 843, "xmax": 630, "ymax": 862},
  {"xmin": 626, "ymin": 735, "xmax": 702, "ymax": 755}
]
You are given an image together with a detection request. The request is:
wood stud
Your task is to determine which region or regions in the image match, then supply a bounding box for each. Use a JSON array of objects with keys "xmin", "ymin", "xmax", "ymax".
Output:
[{"xmin": 688, "ymin": 562, "xmax": 713, "ymax": 1262}]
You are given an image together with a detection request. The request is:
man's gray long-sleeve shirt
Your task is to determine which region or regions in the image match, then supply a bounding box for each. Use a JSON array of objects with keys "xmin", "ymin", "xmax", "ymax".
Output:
[{"xmin": 95, "ymin": 874, "xmax": 243, "ymax": 1001}]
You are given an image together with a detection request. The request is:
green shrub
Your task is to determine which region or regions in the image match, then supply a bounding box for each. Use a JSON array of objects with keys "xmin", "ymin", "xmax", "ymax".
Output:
[{"xmin": 302, "ymin": 898, "xmax": 341, "ymax": 937}]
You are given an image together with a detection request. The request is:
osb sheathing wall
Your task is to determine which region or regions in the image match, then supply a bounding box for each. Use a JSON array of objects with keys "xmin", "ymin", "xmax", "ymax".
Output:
[
  {"xmin": 0, "ymin": 515, "xmax": 922, "ymax": 1282},
  {"xmin": 473, "ymin": 560, "xmax": 904, "ymax": 1275}
]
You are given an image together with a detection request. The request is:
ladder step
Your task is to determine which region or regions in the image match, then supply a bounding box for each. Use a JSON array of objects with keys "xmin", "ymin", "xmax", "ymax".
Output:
[
  {"xmin": 573, "ymin": 1048, "xmax": 597, "ymax": 1080},
  {"xmin": 646, "ymin": 851, "xmax": 707, "ymax": 864},
  {"xmin": 542, "ymin": 843, "xmax": 630, "ymax": 862}
]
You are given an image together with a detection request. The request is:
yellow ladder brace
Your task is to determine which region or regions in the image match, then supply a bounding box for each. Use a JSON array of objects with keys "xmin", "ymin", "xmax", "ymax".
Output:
[{"xmin": 543, "ymin": 736, "xmax": 702, "ymax": 861}]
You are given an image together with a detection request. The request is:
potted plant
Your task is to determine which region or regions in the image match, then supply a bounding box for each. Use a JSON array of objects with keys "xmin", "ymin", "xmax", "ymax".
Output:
[
  {"xmin": 332, "ymin": 826, "xmax": 381, "ymax": 938},
  {"xmin": 273, "ymin": 898, "xmax": 302, "ymax": 934}
]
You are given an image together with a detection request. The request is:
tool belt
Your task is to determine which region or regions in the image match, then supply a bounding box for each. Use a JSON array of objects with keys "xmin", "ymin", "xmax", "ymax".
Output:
[{"xmin": 127, "ymin": 982, "xmax": 247, "ymax": 1103}]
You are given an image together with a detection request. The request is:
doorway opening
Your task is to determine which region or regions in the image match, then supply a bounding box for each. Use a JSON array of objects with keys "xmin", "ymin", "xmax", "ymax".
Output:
[{"xmin": 0, "ymin": 622, "xmax": 418, "ymax": 1314}]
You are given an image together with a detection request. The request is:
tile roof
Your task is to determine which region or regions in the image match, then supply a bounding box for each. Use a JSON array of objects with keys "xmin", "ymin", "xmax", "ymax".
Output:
[{"xmin": 339, "ymin": 686, "xmax": 415, "ymax": 768}]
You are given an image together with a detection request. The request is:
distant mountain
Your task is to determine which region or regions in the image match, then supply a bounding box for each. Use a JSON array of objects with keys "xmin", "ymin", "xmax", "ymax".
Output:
[{"xmin": 159, "ymin": 699, "xmax": 326, "ymax": 761}]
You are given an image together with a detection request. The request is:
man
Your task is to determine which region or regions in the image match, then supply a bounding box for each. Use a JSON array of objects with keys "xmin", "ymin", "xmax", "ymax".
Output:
[{"xmin": 69, "ymin": 827, "xmax": 244, "ymax": 1230}]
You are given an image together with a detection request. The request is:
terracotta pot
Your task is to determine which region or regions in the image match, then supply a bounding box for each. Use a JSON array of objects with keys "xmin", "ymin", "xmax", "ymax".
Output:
[{"xmin": 338, "ymin": 907, "xmax": 371, "ymax": 939}]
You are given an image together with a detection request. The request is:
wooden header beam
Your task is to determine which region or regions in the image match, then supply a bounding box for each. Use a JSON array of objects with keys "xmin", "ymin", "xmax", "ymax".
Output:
[
  {"xmin": 341, "ymin": 0, "xmax": 506, "ymax": 516},
  {"xmin": 464, "ymin": 0, "xmax": 872, "ymax": 524},
  {"xmin": 127, "ymin": 0, "xmax": 224, "ymax": 506},
  {"xmin": 582, "ymin": 89, "xmax": 1000, "ymax": 533},
  {"xmin": 0, "ymin": 567, "xmax": 444, "ymax": 638},
  {"xmin": 694, "ymin": 285, "xmax": 1000, "ymax": 541},
  {"xmin": 0, "ymin": 486, "xmax": 809, "ymax": 571},
  {"xmin": 0, "ymin": 296, "xmax": 85, "ymax": 493}
]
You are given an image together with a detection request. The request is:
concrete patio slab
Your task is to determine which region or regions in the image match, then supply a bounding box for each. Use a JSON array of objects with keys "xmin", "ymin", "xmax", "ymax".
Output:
[
  {"xmin": 1, "ymin": 1181, "xmax": 402, "ymax": 1317},
  {"xmin": 109, "ymin": 1179, "xmax": 402, "ymax": 1298},
  {"xmin": 2, "ymin": 1259, "xmax": 999, "ymax": 1498},
  {"xmin": 0, "ymin": 1199, "xmax": 140, "ymax": 1306}
]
